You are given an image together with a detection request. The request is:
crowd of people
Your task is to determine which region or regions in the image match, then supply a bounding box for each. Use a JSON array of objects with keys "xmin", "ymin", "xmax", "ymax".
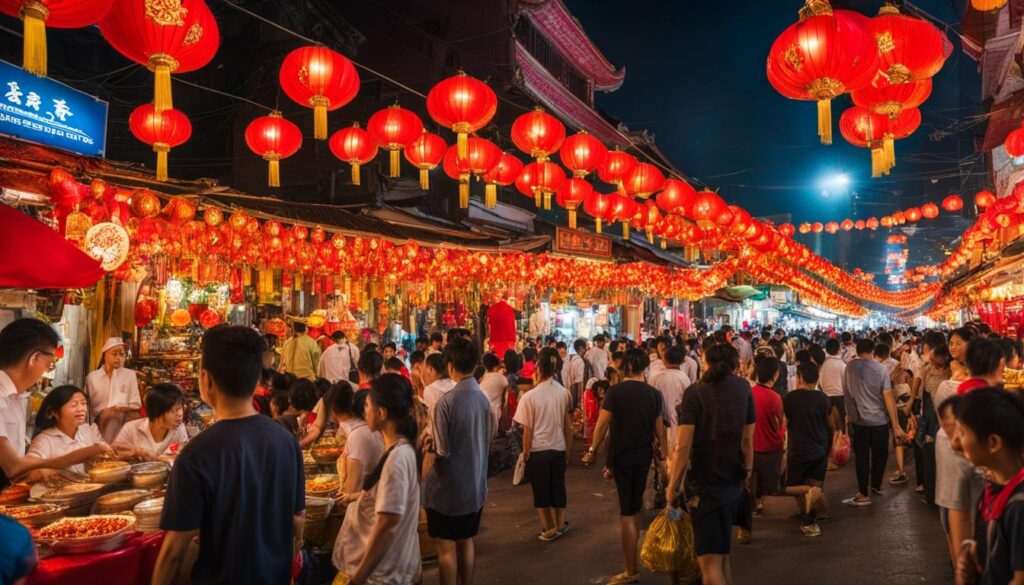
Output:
[{"xmin": 2, "ymin": 316, "xmax": 1024, "ymax": 585}]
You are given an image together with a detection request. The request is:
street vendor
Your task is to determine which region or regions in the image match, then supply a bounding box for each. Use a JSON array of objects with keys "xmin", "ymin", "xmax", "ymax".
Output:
[
  {"xmin": 112, "ymin": 383, "xmax": 189, "ymax": 461},
  {"xmin": 86, "ymin": 337, "xmax": 142, "ymax": 443},
  {"xmin": 28, "ymin": 385, "xmax": 120, "ymax": 475}
]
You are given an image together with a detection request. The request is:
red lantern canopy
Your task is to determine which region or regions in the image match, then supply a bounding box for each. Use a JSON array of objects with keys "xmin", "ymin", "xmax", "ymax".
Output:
[
  {"xmin": 905, "ymin": 207, "xmax": 922, "ymax": 222},
  {"xmin": 942, "ymin": 194, "xmax": 963, "ymax": 212},
  {"xmin": 597, "ymin": 148, "xmax": 637, "ymax": 193},
  {"xmin": 851, "ymin": 78, "xmax": 931, "ymax": 119},
  {"xmin": 921, "ymin": 202, "xmax": 939, "ymax": 219},
  {"xmin": 1005, "ymin": 122, "xmax": 1024, "ymax": 159},
  {"xmin": 244, "ymin": 111, "xmax": 302, "ymax": 188},
  {"xmin": 99, "ymin": 0, "xmax": 219, "ymax": 113},
  {"xmin": 689, "ymin": 190, "xmax": 729, "ymax": 230},
  {"xmin": 329, "ymin": 123, "xmax": 378, "ymax": 186},
  {"xmin": 766, "ymin": 3, "xmax": 880, "ymax": 144},
  {"xmin": 128, "ymin": 103, "xmax": 191, "ymax": 182},
  {"xmin": 560, "ymin": 131, "xmax": 608, "ymax": 177},
  {"xmin": 870, "ymin": 5, "xmax": 950, "ymax": 84},
  {"xmin": 0, "ymin": 0, "xmax": 115, "ymax": 75},
  {"xmin": 403, "ymin": 131, "xmax": 446, "ymax": 190},
  {"xmin": 482, "ymin": 152, "xmax": 523, "ymax": 208},
  {"xmin": 975, "ymin": 190, "xmax": 997, "ymax": 209},
  {"xmin": 511, "ymin": 107, "xmax": 565, "ymax": 162},
  {"xmin": 426, "ymin": 71, "xmax": 497, "ymax": 159},
  {"xmin": 655, "ymin": 178, "xmax": 697, "ymax": 215},
  {"xmin": 367, "ymin": 105, "xmax": 423, "ymax": 178},
  {"xmin": 583, "ymin": 191, "xmax": 612, "ymax": 233},
  {"xmin": 555, "ymin": 178, "xmax": 593, "ymax": 229},
  {"xmin": 279, "ymin": 46, "xmax": 359, "ymax": 140},
  {"xmin": 515, "ymin": 161, "xmax": 565, "ymax": 210},
  {"xmin": 623, "ymin": 163, "xmax": 666, "ymax": 199}
]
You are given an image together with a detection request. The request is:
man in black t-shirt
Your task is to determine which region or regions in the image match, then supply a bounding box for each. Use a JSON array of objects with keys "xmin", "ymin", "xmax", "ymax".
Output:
[
  {"xmin": 783, "ymin": 362, "xmax": 835, "ymax": 538},
  {"xmin": 153, "ymin": 326, "xmax": 305, "ymax": 585}
]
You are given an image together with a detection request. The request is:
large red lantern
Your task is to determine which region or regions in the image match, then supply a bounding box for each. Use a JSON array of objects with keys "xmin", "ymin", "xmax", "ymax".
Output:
[
  {"xmin": 0, "ymin": 0, "xmax": 114, "ymax": 76},
  {"xmin": 880, "ymin": 107, "xmax": 921, "ymax": 174},
  {"xmin": 607, "ymin": 194, "xmax": 639, "ymax": 240},
  {"xmin": 99, "ymin": 0, "xmax": 219, "ymax": 113},
  {"xmin": 866, "ymin": 217, "xmax": 880, "ymax": 229},
  {"xmin": 442, "ymin": 139, "xmax": 501, "ymax": 209},
  {"xmin": 870, "ymin": 5, "xmax": 949, "ymax": 84},
  {"xmin": 426, "ymin": 71, "xmax": 497, "ymax": 159},
  {"xmin": 244, "ymin": 111, "xmax": 302, "ymax": 187},
  {"xmin": 839, "ymin": 106, "xmax": 889, "ymax": 177},
  {"xmin": 767, "ymin": 3, "xmax": 879, "ymax": 144},
  {"xmin": 623, "ymin": 163, "xmax": 665, "ymax": 199},
  {"xmin": 975, "ymin": 190, "xmax": 997, "ymax": 209},
  {"xmin": 825, "ymin": 221, "xmax": 840, "ymax": 234},
  {"xmin": 555, "ymin": 177, "xmax": 593, "ymax": 229},
  {"xmin": 515, "ymin": 161, "xmax": 565, "ymax": 210},
  {"xmin": 560, "ymin": 131, "xmax": 608, "ymax": 177},
  {"xmin": 583, "ymin": 191, "xmax": 612, "ymax": 234},
  {"xmin": 840, "ymin": 218, "xmax": 855, "ymax": 230},
  {"xmin": 598, "ymin": 148, "xmax": 637, "ymax": 193},
  {"xmin": 511, "ymin": 107, "xmax": 565, "ymax": 162},
  {"xmin": 851, "ymin": 78, "xmax": 931, "ymax": 119},
  {"xmin": 921, "ymin": 202, "xmax": 939, "ymax": 219},
  {"xmin": 689, "ymin": 190, "xmax": 729, "ymax": 230},
  {"xmin": 904, "ymin": 207, "xmax": 922, "ymax": 222},
  {"xmin": 403, "ymin": 131, "xmax": 446, "ymax": 190},
  {"xmin": 279, "ymin": 46, "xmax": 359, "ymax": 140},
  {"xmin": 128, "ymin": 103, "xmax": 191, "ymax": 182},
  {"xmin": 655, "ymin": 178, "xmax": 697, "ymax": 215},
  {"xmin": 779, "ymin": 223, "xmax": 796, "ymax": 237},
  {"xmin": 329, "ymin": 123, "xmax": 378, "ymax": 186},
  {"xmin": 1005, "ymin": 122, "xmax": 1024, "ymax": 159},
  {"xmin": 367, "ymin": 105, "xmax": 423, "ymax": 178},
  {"xmin": 942, "ymin": 194, "xmax": 963, "ymax": 212},
  {"xmin": 482, "ymin": 152, "xmax": 523, "ymax": 208}
]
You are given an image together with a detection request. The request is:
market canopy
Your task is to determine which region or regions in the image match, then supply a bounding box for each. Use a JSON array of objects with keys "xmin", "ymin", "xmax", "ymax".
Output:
[{"xmin": 0, "ymin": 204, "xmax": 105, "ymax": 289}]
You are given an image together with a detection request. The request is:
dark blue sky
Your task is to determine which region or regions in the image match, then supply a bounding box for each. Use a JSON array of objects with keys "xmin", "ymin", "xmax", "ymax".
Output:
[{"xmin": 563, "ymin": 0, "xmax": 981, "ymax": 280}]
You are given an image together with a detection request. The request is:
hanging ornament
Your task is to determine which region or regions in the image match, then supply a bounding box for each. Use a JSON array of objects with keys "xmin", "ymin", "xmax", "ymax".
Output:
[
  {"xmin": 244, "ymin": 111, "xmax": 302, "ymax": 188},
  {"xmin": 279, "ymin": 46, "xmax": 359, "ymax": 140},
  {"xmin": 851, "ymin": 78, "xmax": 931, "ymax": 119},
  {"xmin": 329, "ymin": 123, "xmax": 378, "ymax": 186},
  {"xmin": 921, "ymin": 202, "xmax": 939, "ymax": 219},
  {"xmin": 511, "ymin": 106, "xmax": 565, "ymax": 162},
  {"xmin": 482, "ymin": 152, "xmax": 523, "ymax": 208},
  {"xmin": 655, "ymin": 178, "xmax": 697, "ymax": 215},
  {"xmin": 403, "ymin": 131, "xmax": 446, "ymax": 190},
  {"xmin": 555, "ymin": 177, "xmax": 593, "ymax": 229},
  {"xmin": 623, "ymin": 162, "xmax": 666, "ymax": 199},
  {"xmin": 442, "ymin": 139, "xmax": 501, "ymax": 209},
  {"xmin": 559, "ymin": 131, "xmax": 608, "ymax": 177},
  {"xmin": 128, "ymin": 103, "xmax": 192, "ymax": 181},
  {"xmin": 130, "ymin": 189, "xmax": 161, "ymax": 218},
  {"xmin": 942, "ymin": 194, "xmax": 963, "ymax": 212},
  {"xmin": 597, "ymin": 148, "xmax": 637, "ymax": 194},
  {"xmin": 367, "ymin": 104, "xmax": 424, "ymax": 178},
  {"xmin": 971, "ymin": 0, "xmax": 1008, "ymax": 11},
  {"xmin": 975, "ymin": 190, "xmax": 996, "ymax": 209},
  {"xmin": 426, "ymin": 71, "xmax": 497, "ymax": 158},
  {"xmin": 839, "ymin": 106, "xmax": 889, "ymax": 177},
  {"xmin": 689, "ymin": 190, "xmax": 730, "ymax": 230},
  {"xmin": 1005, "ymin": 122, "xmax": 1024, "ymax": 161},
  {"xmin": 870, "ymin": 5, "xmax": 950, "ymax": 84},
  {"xmin": 84, "ymin": 221, "xmax": 129, "ymax": 271},
  {"xmin": 515, "ymin": 160, "xmax": 565, "ymax": 210},
  {"xmin": 0, "ymin": 0, "xmax": 115, "ymax": 76}
]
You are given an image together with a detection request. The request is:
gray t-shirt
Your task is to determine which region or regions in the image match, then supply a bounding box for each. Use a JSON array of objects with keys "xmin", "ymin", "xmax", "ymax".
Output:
[
  {"xmin": 934, "ymin": 429, "xmax": 985, "ymax": 512},
  {"xmin": 424, "ymin": 377, "xmax": 496, "ymax": 516},
  {"xmin": 842, "ymin": 358, "xmax": 891, "ymax": 427}
]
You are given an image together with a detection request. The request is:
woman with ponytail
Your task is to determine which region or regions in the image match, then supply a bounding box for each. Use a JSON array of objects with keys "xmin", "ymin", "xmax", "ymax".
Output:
[
  {"xmin": 665, "ymin": 341, "xmax": 755, "ymax": 585},
  {"xmin": 334, "ymin": 373, "xmax": 422, "ymax": 585},
  {"xmin": 514, "ymin": 347, "xmax": 573, "ymax": 541}
]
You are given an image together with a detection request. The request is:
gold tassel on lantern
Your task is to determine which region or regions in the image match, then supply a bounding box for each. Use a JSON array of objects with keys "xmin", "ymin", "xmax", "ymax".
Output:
[
  {"xmin": 534, "ymin": 192, "xmax": 543, "ymax": 208},
  {"xmin": 543, "ymin": 192, "xmax": 552, "ymax": 210},
  {"xmin": 617, "ymin": 181, "xmax": 626, "ymax": 195},
  {"xmin": 595, "ymin": 218, "xmax": 603, "ymax": 234},
  {"xmin": 154, "ymin": 143, "xmax": 170, "ymax": 181},
  {"xmin": 419, "ymin": 169, "xmax": 430, "ymax": 190},
  {"xmin": 569, "ymin": 208, "xmax": 577, "ymax": 229},
  {"xmin": 817, "ymin": 99, "xmax": 832, "ymax": 145},
  {"xmin": 265, "ymin": 153, "xmax": 281, "ymax": 187},
  {"xmin": 871, "ymin": 147, "xmax": 885, "ymax": 178},
  {"xmin": 20, "ymin": 1, "xmax": 48, "ymax": 76},
  {"xmin": 351, "ymin": 163, "xmax": 362, "ymax": 186},
  {"xmin": 389, "ymin": 150, "xmax": 401, "ymax": 178},
  {"xmin": 882, "ymin": 135, "xmax": 895, "ymax": 172},
  {"xmin": 148, "ymin": 54, "xmax": 178, "ymax": 113},
  {"xmin": 660, "ymin": 239, "xmax": 667, "ymax": 249},
  {"xmin": 459, "ymin": 178, "xmax": 469, "ymax": 209},
  {"xmin": 455, "ymin": 124, "xmax": 470, "ymax": 159},
  {"xmin": 647, "ymin": 229, "xmax": 654, "ymax": 244},
  {"xmin": 485, "ymin": 184, "xmax": 497, "ymax": 208},
  {"xmin": 311, "ymin": 96, "xmax": 329, "ymax": 140},
  {"xmin": 622, "ymin": 222, "xmax": 630, "ymax": 241}
]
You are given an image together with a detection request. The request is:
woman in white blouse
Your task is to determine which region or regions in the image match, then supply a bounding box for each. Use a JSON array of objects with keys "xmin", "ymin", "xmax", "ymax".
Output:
[
  {"xmin": 330, "ymin": 381, "xmax": 385, "ymax": 508},
  {"xmin": 27, "ymin": 385, "xmax": 115, "ymax": 474},
  {"xmin": 86, "ymin": 337, "xmax": 142, "ymax": 442},
  {"xmin": 112, "ymin": 383, "xmax": 188, "ymax": 461}
]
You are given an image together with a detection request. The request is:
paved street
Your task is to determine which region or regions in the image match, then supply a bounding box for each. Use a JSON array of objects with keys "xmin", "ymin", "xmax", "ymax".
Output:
[{"xmin": 422, "ymin": 445, "xmax": 951, "ymax": 585}]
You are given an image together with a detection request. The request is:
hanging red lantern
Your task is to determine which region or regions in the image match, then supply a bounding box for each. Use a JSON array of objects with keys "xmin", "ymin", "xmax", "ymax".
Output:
[
  {"xmin": 426, "ymin": 71, "xmax": 497, "ymax": 158},
  {"xmin": 870, "ymin": 5, "xmax": 949, "ymax": 84},
  {"xmin": 607, "ymin": 194, "xmax": 639, "ymax": 240},
  {"xmin": 779, "ymin": 223, "xmax": 796, "ymax": 238},
  {"xmin": 798, "ymin": 222, "xmax": 812, "ymax": 234},
  {"xmin": 942, "ymin": 194, "xmax": 963, "ymax": 212},
  {"xmin": 905, "ymin": 207, "xmax": 922, "ymax": 222},
  {"xmin": 279, "ymin": 46, "xmax": 359, "ymax": 140},
  {"xmin": 514, "ymin": 161, "xmax": 565, "ymax": 210},
  {"xmin": 560, "ymin": 131, "xmax": 608, "ymax": 177},
  {"xmin": 655, "ymin": 178, "xmax": 697, "ymax": 215},
  {"xmin": 130, "ymin": 189, "xmax": 161, "ymax": 218},
  {"xmin": 482, "ymin": 152, "xmax": 523, "ymax": 209},
  {"xmin": 367, "ymin": 105, "xmax": 424, "ymax": 178},
  {"xmin": 623, "ymin": 163, "xmax": 666, "ymax": 199},
  {"xmin": 975, "ymin": 190, "xmax": 997, "ymax": 209},
  {"xmin": 840, "ymin": 218, "xmax": 854, "ymax": 231},
  {"xmin": 851, "ymin": 78, "xmax": 931, "ymax": 119},
  {"xmin": 1005, "ymin": 122, "xmax": 1024, "ymax": 159},
  {"xmin": 244, "ymin": 111, "xmax": 302, "ymax": 188},
  {"xmin": 329, "ymin": 123, "xmax": 378, "ymax": 186},
  {"xmin": 511, "ymin": 107, "xmax": 565, "ymax": 162},
  {"xmin": 866, "ymin": 217, "xmax": 880, "ymax": 229},
  {"xmin": 825, "ymin": 221, "xmax": 840, "ymax": 234},
  {"xmin": 854, "ymin": 219, "xmax": 866, "ymax": 230},
  {"xmin": 880, "ymin": 216, "xmax": 894, "ymax": 228},
  {"xmin": 583, "ymin": 191, "xmax": 612, "ymax": 233},
  {"xmin": 921, "ymin": 202, "xmax": 939, "ymax": 219},
  {"xmin": 598, "ymin": 148, "xmax": 637, "ymax": 193},
  {"xmin": 767, "ymin": 3, "xmax": 880, "ymax": 144},
  {"xmin": 689, "ymin": 190, "xmax": 729, "ymax": 230},
  {"xmin": 0, "ymin": 0, "xmax": 114, "ymax": 76},
  {"xmin": 839, "ymin": 106, "xmax": 890, "ymax": 177},
  {"xmin": 555, "ymin": 177, "xmax": 593, "ymax": 229},
  {"xmin": 403, "ymin": 131, "xmax": 446, "ymax": 190},
  {"xmin": 99, "ymin": 0, "xmax": 219, "ymax": 113},
  {"xmin": 812, "ymin": 222, "xmax": 825, "ymax": 233},
  {"xmin": 879, "ymin": 107, "xmax": 921, "ymax": 175},
  {"xmin": 441, "ymin": 138, "xmax": 501, "ymax": 209},
  {"xmin": 128, "ymin": 103, "xmax": 191, "ymax": 182}
]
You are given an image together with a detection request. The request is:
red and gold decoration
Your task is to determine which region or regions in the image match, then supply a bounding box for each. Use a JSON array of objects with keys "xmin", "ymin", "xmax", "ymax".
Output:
[
  {"xmin": 0, "ymin": 0, "xmax": 115, "ymax": 76},
  {"xmin": 515, "ymin": 160, "xmax": 565, "ymax": 210},
  {"xmin": 583, "ymin": 190, "xmax": 611, "ymax": 234},
  {"xmin": 367, "ymin": 105, "xmax": 424, "ymax": 178},
  {"xmin": 403, "ymin": 131, "xmax": 447, "ymax": 190},
  {"xmin": 623, "ymin": 162, "xmax": 666, "ymax": 199},
  {"xmin": 555, "ymin": 177, "xmax": 593, "ymax": 229},
  {"xmin": 559, "ymin": 131, "xmax": 608, "ymax": 178},
  {"xmin": 279, "ymin": 46, "xmax": 360, "ymax": 140},
  {"xmin": 482, "ymin": 152, "xmax": 523, "ymax": 209},
  {"xmin": 597, "ymin": 148, "xmax": 637, "ymax": 194},
  {"xmin": 329, "ymin": 123, "xmax": 378, "ymax": 186},
  {"xmin": 128, "ymin": 103, "xmax": 192, "ymax": 182},
  {"xmin": 441, "ymin": 138, "xmax": 501, "ymax": 209},
  {"xmin": 426, "ymin": 71, "xmax": 497, "ymax": 159},
  {"xmin": 656, "ymin": 178, "xmax": 697, "ymax": 216},
  {"xmin": 869, "ymin": 5, "xmax": 949, "ymax": 84},
  {"xmin": 851, "ymin": 78, "xmax": 931, "ymax": 119},
  {"xmin": 511, "ymin": 107, "xmax": 565, "ymax": 163},
  {"xmin": 244, "ymin": 111, "xmax": 302, "ymax": 188}
]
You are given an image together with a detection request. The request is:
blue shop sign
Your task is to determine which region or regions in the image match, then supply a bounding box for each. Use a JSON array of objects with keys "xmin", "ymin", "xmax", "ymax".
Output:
[{"xmin": 0, "ymin": 59, "xmax": 108, "ymax": 157}]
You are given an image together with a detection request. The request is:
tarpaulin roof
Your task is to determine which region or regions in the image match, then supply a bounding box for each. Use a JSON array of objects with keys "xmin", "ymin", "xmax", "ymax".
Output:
[{"xmin": 0, "ymin": 204, "xmax": 105, "ymax": 289}]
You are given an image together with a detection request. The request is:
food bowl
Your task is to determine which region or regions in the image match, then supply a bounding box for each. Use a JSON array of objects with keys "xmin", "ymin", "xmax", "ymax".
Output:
[
  {"xmin": 310, "ymin": 437, "xmax": 344, "ymax": 465},
  {"xmin": 305, "ymin": 496, "xmax": 335, "ymax": 522},
  {"xmin": 35, "ymin": 514, "xmax": 136, "ymax": 555},
  {"xmin": 132, "ymin": 497, "xmax": 164, "ymax": 533},
  {"xmin": 0, "ymin": 503, "xmax": 67, "ymax": 528},
  {"xmin": 93, "ymin": 489, "xmax": 153, "ymax": 514},
  {"xmin": 130, "ymin": 462, "xmax": 170, "ymax": 489},
  {"xmin": 39, "ymin": 483, "xmax": 106, "ymax": 508},
  {"xmin": 305, "ymin": 474, "xmax": 340, "ymax": 497},
  {"xmin": 88, "ymin": 461, "xmax": 131, "ymax": 484},
  {"xmin": 0, "ymin": 484, "xmax": 30, "ymax": 505}
]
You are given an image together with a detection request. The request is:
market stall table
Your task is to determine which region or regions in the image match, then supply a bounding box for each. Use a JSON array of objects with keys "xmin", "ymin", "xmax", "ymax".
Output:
[{"xmin": 29, "ymin": 531, "xmax": 165, "ymax": 585}]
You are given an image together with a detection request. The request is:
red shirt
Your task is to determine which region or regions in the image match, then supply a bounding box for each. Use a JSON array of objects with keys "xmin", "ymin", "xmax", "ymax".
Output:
[
  {"xmin": 957, "ymin": 378, "xmax": 989, "ymax": 395},
  {"xmin": 752, "ymin": 383, "xmax": 785, "ymax": 453}
]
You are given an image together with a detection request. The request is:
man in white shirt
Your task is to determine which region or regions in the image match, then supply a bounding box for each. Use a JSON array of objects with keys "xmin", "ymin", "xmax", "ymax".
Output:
[
  {"xmin": 561, "ymin": 339, "xmax": 588, "ymax": 409},
  {"xmin": 647, "ymin": 336, "xmax": 670, "ymax": 378},
  {"xmin": 425, "ymin": 332, "xmax": 444, "ymax": 357},
  {"xmin": 681, "ymin": 348, "xmax": 699, "ymax": 386},
  {"xmin": 732, "ymin": 331, "xmax": 754, "ymax": 373},
  {"xmin": 318, "ymin": 332, "xmax": 360, "ymax": 383},
  {"xmin": 422, "ymin": 354, "xmax": 456, "ymax": 415},
  {"xmin": 820, "ymin": 338, "xmax": 847, "ymax": 433},
  {"xmin": 839, "ymin": 332, "xmax": 856, "ymax": 363},
  {"xmin": 478, "ymin": 353, "xmax": 508, "ymax": 424},
  {"xmin": 649, "ymin": 346, "xmax": 691, "ymax": 448},
  {"xmin": 586, "ymin": 334, "xmax": 610, "ymax": 381}
]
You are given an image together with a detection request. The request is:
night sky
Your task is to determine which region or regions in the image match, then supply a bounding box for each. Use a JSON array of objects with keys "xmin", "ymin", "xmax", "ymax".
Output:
[{"xmin": 564, "ymin": 0, "xmax": 981, "ymax": 284}]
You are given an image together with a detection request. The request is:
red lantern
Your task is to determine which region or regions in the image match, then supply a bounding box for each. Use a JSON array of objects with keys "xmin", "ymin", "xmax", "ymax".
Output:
[
  {"xmin": 825, "ymin": 221, "xmax": 840, "ymax": 234},
  {"xmin": 555, "ymin": 177, "xmax": 593, "ymax": 229},
  {"xmin": 329, "ymin": 123, "xmax": 378, "ymax": 186},
  {"xmin": 0, "ymin": 0, "xmax": 114, "ymax": 75},
  {"xmin": 511, "ymin": 107, "xmax": 565, "ymax": 162},
  {"xmin": 812, "ymin": 222, "xmax": 824, "ymax": 233},
  {"xmin": 244, "ymin": 111, "xmax": 302, "ymax": 188},
  {"xmin": 779, "ymin": 223, "xmax": 796, "ymax": 237},
  {"xmin": 851, "ymin": 78, "xmax": 931, "ymax": 119},
  {"xmin": 482, "ymin": 152, "xmax": 523, "ymax": 208},
  {"xmin": 655, "ymin": 178, "xmax": 697, "ymax": 215},
  {"xmin": 921, "ymin": 202, "xmax": 939, "ymax": 219},
  {"xmin": 607, "ymin": 194, "xmax": 639, "ymax": 240},
  {"xmin": 99, "ymin": 0, "xmax": 219, "ymax": 113},
  {"xmin": 199, "ymin": 308, "xmax": 220, "ymax": 329},
  {"xmin": 1005, "ymin": 122, "xmax": 1024, "ymax": 159},
  {"xmin": 975, "ymin": 190, "xmax": 997, "ymax": 209},
  {"xmin": 798, "ymin": 222, "xmax": 812, "ymax": 234},
  {"xmin": 426, "ymin": 71, "xmax": 497, "ymax": 158},
  {"xmin": 866, "ymin": 217, "xmax": 880, "ymax": 229},
  {"xmin": 689, "ymin": 190, "xmax": 729, "ymax": 230},
  {"xmin": 367, "ymin": 105, "xmax": 424, "ymax": 178},
  {"xmin": 515, "ymin": 161, "xmax": 565, "ymax": 210},
  {"xmin": 840, "ymin": 218, "xmax": 854, "ymax": 231},
  {"xmin": 128, "ymin": 103, "xmax": 191, "ymax": 182},
  {"xmin": 583, "ymin": 191, "xmax": 612, "ymax": 233},
  {"xmin": 840, "ymin": 106, "xmax": 890, "ymax": 177},
  {"xmin": 404, "ymin": 131, "xmax": 446, "ymax": 190},
  {"xmin": 560, "ymin": 131, "xmax": 608, "ymax": 177},
  {"xmin": 854, "ymin": 219, "xmax": 866, "ymax": 230},
  {"xmin": 767, "ymin": 4, "xmax": 879, "ymax": 144},
  {"xmin": 870, "ymin": 5, "xmax": 949, "ymax": 84},
  {"xmin": 279, "ymin": 46, "xmax": 359, "ymax": 140},
  {"xmin": 905, "ymin": 207, "xmax": 922, "ymax": 222},
  {"xmin": 442, "ymin": 139, "xmax": 501, "ymax": 209},
  {"xmin": 880, "ymin": 216, "xmax": 894, "ymax": 228},
  {"xmin": 598, "ymin": 148, "xmax": 637, "ymax": 193},
  {"xmin": 623, "ymin": 163, "xmax": 665, "ymax": 199},
  {"xmin": 942, "ymin": 194, "xmax": 963, "ymax": 212}
]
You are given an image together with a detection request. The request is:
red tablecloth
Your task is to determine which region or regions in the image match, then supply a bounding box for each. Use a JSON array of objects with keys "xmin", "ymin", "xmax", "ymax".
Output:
[{"xmin": 29, "ymin": 531, "xmax": 165, "ymax": 585}]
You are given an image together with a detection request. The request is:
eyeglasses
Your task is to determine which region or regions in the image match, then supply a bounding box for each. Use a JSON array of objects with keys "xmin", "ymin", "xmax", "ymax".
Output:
[{"xmin": 34, "ymin": 350, "xmax": 58, "ymax": 371}]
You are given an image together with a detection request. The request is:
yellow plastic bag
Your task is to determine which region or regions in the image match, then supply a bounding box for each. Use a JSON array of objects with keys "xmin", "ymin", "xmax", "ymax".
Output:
[
  {"xmin": 332, "ymin": 572, "xmax": 349, "ymax": 585},
  {"xmin": 640, "ymin": 507, "xmax": 700, "ymax": 581}
]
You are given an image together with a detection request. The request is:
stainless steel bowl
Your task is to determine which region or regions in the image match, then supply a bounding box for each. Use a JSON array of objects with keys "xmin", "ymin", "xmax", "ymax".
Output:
[
  {"xmin": 130, "ymin": 462, "xmax": 170, "ymax": 489},
  {"xmin": 88, "ymin": 461, "xmax": 131, "ymax": 484},
  {"xmin": 93, "ymin": 489, "xmax": 153, "ymax": 514}
]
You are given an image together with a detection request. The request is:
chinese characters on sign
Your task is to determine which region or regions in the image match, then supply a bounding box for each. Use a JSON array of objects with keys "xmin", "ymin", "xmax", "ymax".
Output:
[
  {"xmin": 554, "ymin": 226, "xmax": 613, "ymax": 259},
  {"xmin": 0, "ymin": 59, "xmax": 107, "ymax": 157}
]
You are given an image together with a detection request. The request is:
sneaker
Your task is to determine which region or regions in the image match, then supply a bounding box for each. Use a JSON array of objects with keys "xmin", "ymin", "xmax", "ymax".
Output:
[
  {"xmin": 889, "ymin": 474, "xmax": 909, "ymax": 486},
  {"xmin": 607, "ymin": 572, "xmax": 641, "ymax": 585},
  {"xmin": 843, "ymin": 494, "xmax": 872, "ymax": 507},
  {"xmin": 737, "ymin": 528, "xmax": 752, "ymax": 544},
  {"xmin": 800, "ymin": 523, "xmax": 822, "ymax": 537},
  {"xmin": 557, "ymin": 521, "xmax": 571, "ymax": 536}
]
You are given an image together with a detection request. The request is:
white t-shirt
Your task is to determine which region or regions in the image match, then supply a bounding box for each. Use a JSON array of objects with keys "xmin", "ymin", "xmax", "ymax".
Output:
[
  {"xmin": 561, "ymin": 355, "xmax": 586, "ymax": 389},
  {"xmin": 819, "ymin": 356, "xmax": 846, "ymax": 397},
  {"xmin": 319, "ymin": 342, "xmax": 360, "ymax": 384},
  {"xmin": 335, "ymin": 442, "xmax": 421, "ymax": 584},
  {"xmin": 339, "ymin": 419, "xmax": 386, "ymax": 483},
  {"xmin": 112, "ymin": 418, "xmax": 188, "ymax": 458},
  {"xmin": 478, "ymin": 372, "xmax": 507, "ymax": 422},
  {"xmin": 681, "ymin": 356, "xmax": 698, "ymax": 386},
  {"xmin": 586, "ymin": 347, "xmax": 610, "ymax": 381},
  {"xmin": 0, "ymin": 371, "xmax": 28, "ymax": 457},
  {"xmin": 422, "ymin": 378, "xmax": 457, "ymax": 414},
  {"xmin": 649, "ymin": 369, "xmax": 691, "ymax": 445},
  {"xmin": 513, "ymin": 379, "xmax": 571, "ymax": 452},
  {"xmin": 27, "ymin": 423, "xmax": 106, "ymax": 474},
  {"xmin": 85, "ymin": 367, "xmax": 141, "ymax": 416},
  {"xmin": 880, "ymin": 357, "xmax": 899, "ymax": 376},
  {"xmin": 648, "ymin": 357, "xmax": 666, "ymax": 379}
]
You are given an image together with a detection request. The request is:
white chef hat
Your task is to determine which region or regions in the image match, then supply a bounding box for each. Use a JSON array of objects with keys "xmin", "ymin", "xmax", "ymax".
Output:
[{"xmin": 101, "ymin": 337, "xmax": 127, "ymax": 354}]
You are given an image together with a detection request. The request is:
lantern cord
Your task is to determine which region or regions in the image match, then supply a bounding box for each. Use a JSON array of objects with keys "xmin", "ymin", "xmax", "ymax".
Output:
[{"xmin": 171, "ymin": 76, "xmax": 273, "ymax": 112}]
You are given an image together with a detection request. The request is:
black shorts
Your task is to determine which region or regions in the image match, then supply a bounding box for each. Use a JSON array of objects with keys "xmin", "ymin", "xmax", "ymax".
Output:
[
  {"xmin": 692, "ymin": 497, "xmax": 739, "ymax": 556},
  {"xmin": 786, "ymin": 456, "xmax": 828, "ymax": 487},
  {"xmin": 526, "ymin": 450, "xmax": 567, "ymax": 509},
  {"xmin": 612, "ymin": 462, "xmax": 651, "ymax": 516},
  {"xmin": 426, "ymin": 507, "xmax": 483, "ymax": 541},
  {"xmin": 752, "ymin": 450, "xmax": 783, "ymax": 497},
  {"xmin": 829, "ymin": 396, "xmax": 846, "ymax": 425}
]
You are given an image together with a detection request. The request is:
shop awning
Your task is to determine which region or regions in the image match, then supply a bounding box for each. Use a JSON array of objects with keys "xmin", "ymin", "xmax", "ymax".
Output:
[{"xmin": 0, "ymin": 204, "xmax": 105, "ymax": 289}]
